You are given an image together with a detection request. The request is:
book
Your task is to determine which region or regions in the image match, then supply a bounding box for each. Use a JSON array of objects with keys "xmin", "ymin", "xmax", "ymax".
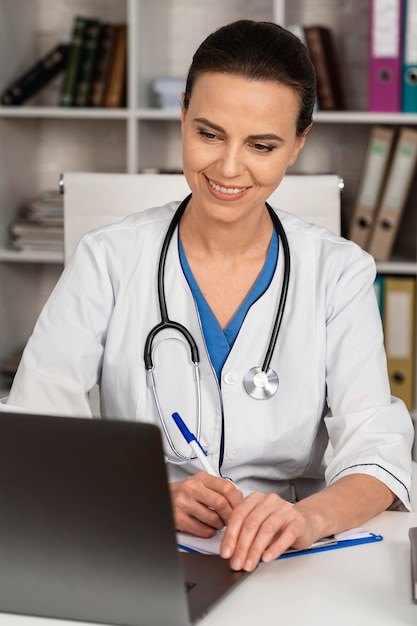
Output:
[
  {"xmin": 74, "ymin": 19, "xmax": 101, "ymax": 107},
  {"xmin": 348, "ymin": 126, "xmax": 396, "ymax": 249},
  {"xmin": 103, "ymin": 23, "xmax": 127, "ymax": 108},
  {"xmin": 89, "ymin": 23, "xmax": 118, "ymax": 107},
  {"xmin": 367, "ymin": 126, "xmax": 417, "ymax": 261},
  {"xmin": 1, "ymin": 44, "xmax": 69, "ymax": 106},
  {"xmin": 304, "ymin": 25, "xmax": 345, "ymax": 110},
  {"xmin": 287, "ymin": 23, "xmax": 319, "ymax": 110},
  {"xmin": 59, "ymin": 16, "xmax": 92, "ymax": 106},
  {"xmin": 402, "ymin": 0, "xmax": 417, "ymax": 112},
  {"xmin": 369, "ymin": 0, "xmax": 405, "ymax": 112},
  {"xmin": 382, "ymin": 275, "xmax": 415, "ymax": 410}
]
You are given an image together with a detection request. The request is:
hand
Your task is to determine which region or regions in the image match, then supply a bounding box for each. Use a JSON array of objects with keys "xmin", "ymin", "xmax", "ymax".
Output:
[
  {"xmin": 170, "ymin": 473, "xmax": 244, "ymax": 538},
  {"xmin": 220, "ymin": 492, "xmax": 317, "ymax": 571}
]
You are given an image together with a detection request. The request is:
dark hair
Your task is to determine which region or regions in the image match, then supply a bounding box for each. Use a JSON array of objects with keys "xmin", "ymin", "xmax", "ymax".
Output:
[{"xmin": 183, "ymin": 20, "xmax": 316, "ymax": 136}]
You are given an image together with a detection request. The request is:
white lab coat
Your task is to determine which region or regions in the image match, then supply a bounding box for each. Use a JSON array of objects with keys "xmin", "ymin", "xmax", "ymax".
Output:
[{"xmin": 5, "ymin": 202, "xmax": 414, "ymax": 508}]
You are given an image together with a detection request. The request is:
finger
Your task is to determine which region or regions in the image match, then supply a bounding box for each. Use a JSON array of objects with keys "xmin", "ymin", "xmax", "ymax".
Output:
[
  {"xmin": 261, "ymin": 522, "xmax": 303, "ymax": 563},
  {"xmin": 172, "ymin": 474, "xmax": 242, "ymax": 533},
  {"xmin": 209, "ymin": 479, "xmax": 244, "ymax": 522},
  {"xmin": 174, "ymin": 484, "xmax": 226, "ymax": 531},
  {"xmin": 220, "ymin": 492, "xmax": 264, "ymax": 562},
  {"xmin": 185, "ymin": 474, "xmax": 243, "ymax": 523},
  {"xmin": 175, "ymin": 509, "xmax": 222, "ymax": 538},
  {"xmin": 243, "ymin": 511, "xmax": 302, "ymax": 570},
  {"xmin": 222, "ymin": 494, "xmax": 296, "ymax": 571}
]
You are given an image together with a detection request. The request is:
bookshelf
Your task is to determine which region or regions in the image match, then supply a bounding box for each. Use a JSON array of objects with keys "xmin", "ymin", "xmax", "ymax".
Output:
[{"xmin": 1, "ymin": 0, "xmax": 417, "ymax": 423}]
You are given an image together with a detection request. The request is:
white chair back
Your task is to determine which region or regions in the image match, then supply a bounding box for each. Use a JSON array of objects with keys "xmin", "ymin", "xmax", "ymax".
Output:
[{"xmin": 63, "ymin": 172, "xmax": 341, "ymax": 264}]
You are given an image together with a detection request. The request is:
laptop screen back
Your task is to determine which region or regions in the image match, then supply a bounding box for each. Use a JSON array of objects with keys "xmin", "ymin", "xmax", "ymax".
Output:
[{"xmin": 0, "ymin": 413, "xmax": 191, "ymax": 626}]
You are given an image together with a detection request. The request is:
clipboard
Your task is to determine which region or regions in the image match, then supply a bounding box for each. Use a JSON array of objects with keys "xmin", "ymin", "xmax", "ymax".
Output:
[
  {"xmin": 177, "ymin": 528, "xmax": 383, "ymax": 560},
  {"xmin": 277, "ymin": 531, "xmax": 383, "ymax": 560}
]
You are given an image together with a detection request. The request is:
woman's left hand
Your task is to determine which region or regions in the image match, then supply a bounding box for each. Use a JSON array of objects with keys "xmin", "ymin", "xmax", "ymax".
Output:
[{"xmin": 219, "ymin": 491, "xmax": 317, "ymax": 571}]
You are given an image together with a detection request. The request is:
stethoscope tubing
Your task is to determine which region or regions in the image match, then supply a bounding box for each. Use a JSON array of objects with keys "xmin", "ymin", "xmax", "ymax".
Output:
[
  {"xmin": 143, "ymin": 194, "xmax": 290, "ymax": 460},
  {"xmin": 262, "ymin": 204, "xmax": 291, "ymax": 372}
]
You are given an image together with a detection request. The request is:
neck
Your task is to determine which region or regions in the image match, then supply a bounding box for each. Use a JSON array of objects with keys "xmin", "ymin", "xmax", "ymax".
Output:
[{"xmin": 179, "ymin": 202, "xmax": 274, "ymax": 260}]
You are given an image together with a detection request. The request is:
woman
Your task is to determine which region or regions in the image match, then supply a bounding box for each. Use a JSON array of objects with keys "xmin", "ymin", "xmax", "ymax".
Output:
[{"xmin": 4, "ymin": 21, "xmax": 414, "ymax": 572}]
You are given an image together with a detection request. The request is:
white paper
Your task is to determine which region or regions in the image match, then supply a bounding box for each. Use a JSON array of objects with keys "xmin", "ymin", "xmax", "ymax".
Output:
[{"xmin": 177, "ymin": 527, "xmax": 374, "ymax": 556}]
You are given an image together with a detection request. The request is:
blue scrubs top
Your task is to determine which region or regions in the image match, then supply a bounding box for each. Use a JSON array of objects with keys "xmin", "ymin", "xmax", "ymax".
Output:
[{"xmin": 178, "ymin": 229, "xmax": 278, "ymax": 380}]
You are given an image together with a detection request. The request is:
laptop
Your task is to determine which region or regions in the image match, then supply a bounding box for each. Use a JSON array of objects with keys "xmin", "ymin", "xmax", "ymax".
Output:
[{"xmin": 0, "ymin": 412, "xmax": 250, "ymax": 626}]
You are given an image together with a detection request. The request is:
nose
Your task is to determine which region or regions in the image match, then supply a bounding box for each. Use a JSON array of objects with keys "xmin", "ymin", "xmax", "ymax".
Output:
[{"xmin": 217, "ymin": 143, "xmax": 244, "ymax": 178}]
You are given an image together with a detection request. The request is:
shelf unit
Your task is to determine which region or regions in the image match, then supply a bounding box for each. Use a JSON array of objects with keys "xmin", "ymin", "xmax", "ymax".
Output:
[{"xmin": 1, "ymin": 0, "xmax": 417, "ymax": 419}]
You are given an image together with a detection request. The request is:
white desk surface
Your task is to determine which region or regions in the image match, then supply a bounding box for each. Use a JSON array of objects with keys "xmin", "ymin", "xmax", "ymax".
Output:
[
  {"xmin": 201, "ymin": 464, "xmax": 417, "ymax": 626},
  {"xmin": 0, "ymin": 465, "xmax": 416, "ymax": 626}
]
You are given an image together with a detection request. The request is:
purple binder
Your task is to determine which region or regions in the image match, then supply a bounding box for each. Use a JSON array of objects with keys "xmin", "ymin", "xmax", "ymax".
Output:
[{"xmin": 369, "ymin": 0, "xmax": 404, "ymax": 112}]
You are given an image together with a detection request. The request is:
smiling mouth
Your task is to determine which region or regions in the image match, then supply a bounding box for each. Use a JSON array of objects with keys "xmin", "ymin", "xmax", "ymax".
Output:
[{"xmin": 208, "ymin": 178, "xmax": 248, "ymax": 195}]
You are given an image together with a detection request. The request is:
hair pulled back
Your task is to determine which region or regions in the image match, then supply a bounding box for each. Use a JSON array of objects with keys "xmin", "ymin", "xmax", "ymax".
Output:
[{"xmin": 183, "ymin": 20, "xmax": 316, "ymax": 136}]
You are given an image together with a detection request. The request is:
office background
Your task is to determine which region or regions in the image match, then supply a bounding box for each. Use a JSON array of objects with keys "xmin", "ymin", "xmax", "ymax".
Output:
[{"xmin": 0, "ymin": 0, "xmax": 416, "ymax": 459}]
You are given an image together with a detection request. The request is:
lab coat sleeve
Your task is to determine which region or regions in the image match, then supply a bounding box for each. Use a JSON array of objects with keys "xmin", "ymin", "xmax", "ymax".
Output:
[
  {"xmin": 5, "ymin": 234, "xmax": 115, "ymax": 417},
  {"xmin": 323, "ymin": 245, "xmax": 414, "ymax": 511}
]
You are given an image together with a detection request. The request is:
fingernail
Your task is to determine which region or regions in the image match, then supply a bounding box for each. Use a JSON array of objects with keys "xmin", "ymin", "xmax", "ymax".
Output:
[
  {"xmin": 262, "ymin": 551, "xmax": 273, "ymax": 563},
  {"xmin": 221, "ymin": 545, "xmax": 232, "ymax": 559},
  {"xmin": 231, "ymin": 557, "xmax": 242, "ymax": 571},
  {"xmin": 244, "ymin": 559, "xmax": 253, "ymax": 571}
]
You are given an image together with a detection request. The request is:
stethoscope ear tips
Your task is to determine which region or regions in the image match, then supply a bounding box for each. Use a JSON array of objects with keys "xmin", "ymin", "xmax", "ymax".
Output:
[{"xmin": 243, "ymin": 366, "xmax": 279, "ymax": 399}]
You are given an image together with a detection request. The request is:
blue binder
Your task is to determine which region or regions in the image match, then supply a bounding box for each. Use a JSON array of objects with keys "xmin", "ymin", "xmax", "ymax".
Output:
[{"xmin": 402, "ymin": 0, "xmax": 417, "ymax": 112}]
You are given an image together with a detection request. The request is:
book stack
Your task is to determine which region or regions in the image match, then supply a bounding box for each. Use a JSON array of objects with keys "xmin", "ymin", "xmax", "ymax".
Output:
[
  {"xmin": 0, "ymin": 16, "xmax": 127, "ymax": 108},
  {"xmin": 349, "ymin": 125, "xmax": 417, "ymax": 261},
  {"xmin": 59, "ymin": 16, "xmax": 127, "ymax": 108},
  {"xmin": 9, "ymin": 190, "xmax": 64, "ymax": 254}
]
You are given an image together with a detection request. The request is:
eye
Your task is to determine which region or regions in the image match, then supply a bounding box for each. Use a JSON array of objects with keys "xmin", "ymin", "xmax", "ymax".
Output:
[
  {"xmin": 250, "ymin": 142, "xmax": 275, "ymax": 153},
  {"xmin": 197, "ymin": 129, "xmax": 218, "ymax": 141}
]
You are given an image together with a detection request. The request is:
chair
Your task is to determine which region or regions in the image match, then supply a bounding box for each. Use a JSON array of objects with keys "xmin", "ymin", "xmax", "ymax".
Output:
[
  {"xmin": 62, "ymin": 173, "xmax": 341, "ymax": 264},
  {"xmin": 61, "ymin": 172, "xmax": 341, "ymax": 415}
]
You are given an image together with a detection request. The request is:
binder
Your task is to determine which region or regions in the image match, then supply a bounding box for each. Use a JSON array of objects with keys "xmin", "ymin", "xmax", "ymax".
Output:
[
  {"xmin": 348, "ymin": 126, "xmax": 396, "ymax": 249},
  {"xmin": 367, "ymin": 127, "xmax": 417, "ymax": 261},
  {"xmin": 383, "ymin": 275, "xmax": 415, "ymax": 410},
  {"xmin": 369, "ymin": 0, "xmax": 405, "ymax": 112},
  {"xmin": 402, "ymin": 0, "xmax": 417, "ymax": 112},
  {"xmin": 374, "ymin": 274, "xmax": 385, "ymax": 316}
]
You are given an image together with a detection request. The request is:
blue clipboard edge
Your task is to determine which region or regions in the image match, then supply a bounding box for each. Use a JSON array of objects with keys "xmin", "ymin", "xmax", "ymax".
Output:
[
  {"xmin": 178, "ymin": 533, "xmax": 384, "ymax": 560},
  {"xmin": 277, "ymin": 533, "xmax": 384, "ymax": 560}
]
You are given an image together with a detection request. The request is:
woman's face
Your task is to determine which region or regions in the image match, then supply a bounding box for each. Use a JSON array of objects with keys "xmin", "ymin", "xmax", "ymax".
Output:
[{"xmin": 181, "ymin": 71, "xmax": 307, "ymax": 225}]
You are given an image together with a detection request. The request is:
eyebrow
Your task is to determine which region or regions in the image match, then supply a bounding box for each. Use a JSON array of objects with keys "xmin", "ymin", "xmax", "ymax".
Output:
[{"xmin": 193, "ymin": 117, "xmax": 284, "ymax": 143}]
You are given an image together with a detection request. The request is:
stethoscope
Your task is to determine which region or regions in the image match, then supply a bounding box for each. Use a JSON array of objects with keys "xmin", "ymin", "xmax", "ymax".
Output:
[{"xmin": 144, "ymin": 193, "xmax": 290, "ymax": 461}]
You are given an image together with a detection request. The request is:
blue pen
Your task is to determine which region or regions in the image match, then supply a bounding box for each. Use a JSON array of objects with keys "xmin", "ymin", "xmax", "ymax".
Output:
[{"xmin": 172, "ymin": 412, "xmax": 217, "ymax": 476}]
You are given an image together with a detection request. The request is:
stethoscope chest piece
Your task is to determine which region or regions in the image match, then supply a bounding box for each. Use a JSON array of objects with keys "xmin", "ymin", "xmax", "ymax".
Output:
[{"xmin": 243, "ymin": 366, "xmax": 279, "ymax": 399}]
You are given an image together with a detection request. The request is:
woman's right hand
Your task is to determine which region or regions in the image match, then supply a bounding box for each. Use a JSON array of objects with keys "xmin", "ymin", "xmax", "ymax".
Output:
[{"xmin": 170, "ymin": 473, "xmax": 244, "ymax": 537}]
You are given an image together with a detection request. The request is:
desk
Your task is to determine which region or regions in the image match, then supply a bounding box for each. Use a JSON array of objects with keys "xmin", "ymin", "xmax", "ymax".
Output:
[
  {"xmin": 200, "ymin": 465, "xmax": 417, "ymax": 626},
  {"xmin": 0, "ymin": 468, "xmax": 416, "ymax": 626},
  {"xmin": 200, "ymin": 508, "xmax": 417, "ymax": 625}
]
